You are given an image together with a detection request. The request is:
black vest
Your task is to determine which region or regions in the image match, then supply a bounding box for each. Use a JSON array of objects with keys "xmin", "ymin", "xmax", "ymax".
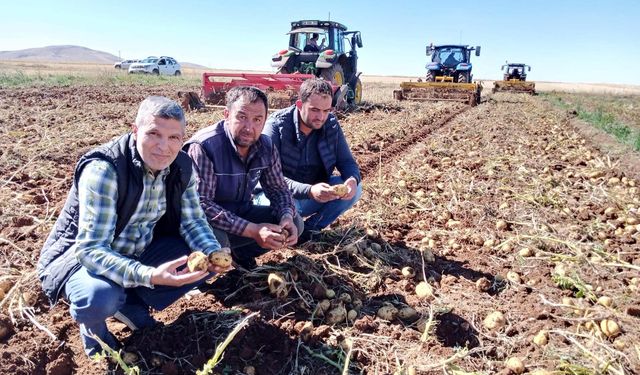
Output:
[
  {"xmin": 37, "ymin": 133, "xmax": 192, "ymax": 304},
  {"xmin": 184, "ymin": 120, "xmax": 273, "ymax": 214}
]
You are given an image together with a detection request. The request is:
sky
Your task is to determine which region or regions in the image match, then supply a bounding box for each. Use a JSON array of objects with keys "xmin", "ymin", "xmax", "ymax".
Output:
[{"xmin": 2, "ymin": 0, "xmax": 639, "ymax": 84}]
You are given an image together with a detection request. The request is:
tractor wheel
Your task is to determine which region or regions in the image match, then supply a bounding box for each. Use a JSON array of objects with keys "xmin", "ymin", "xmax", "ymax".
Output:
[
  {"xmin": 174, "ymin": 70, "xmax": 181, "ymax": 76},
  {"xmin": 425, "ymin": 71, "xmax": 436, "ymax": 82},
  {"xmin": 458, "ymin": 72, "xmax": 470, "ymax": 83},
  {"xmin": 152, "ymin": 69, "xmax": 159, "ymax": 76},
  {"xmin": 321, "ymin": 64, "xmax": 345, "ymax": 86},
  {"xmin": 353, "ymin": 77, "xmax": 363, "ymax": 104}
]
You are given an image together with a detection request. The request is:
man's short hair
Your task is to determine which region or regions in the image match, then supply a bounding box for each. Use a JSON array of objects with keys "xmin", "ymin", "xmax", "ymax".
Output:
[
  {"xmin": 135, "ymin": 96, "xmax": 185, "ymax": 128},
  {"xmin": 225, "ymin": 86, "xmax": 268, "ymax": 113},
  {"xmin": 299, "ymin": 78, "xmax": 333, "ymax": 103}
]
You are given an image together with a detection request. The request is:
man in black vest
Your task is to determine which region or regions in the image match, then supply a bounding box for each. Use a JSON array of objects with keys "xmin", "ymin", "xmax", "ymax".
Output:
[
  {"xmin": 184, "ymin": 87, "xmax": 302, "ymax": 270},
  {"xmin": 258, "ymin": 78, "xmax": 362, "ymax": 240},
  {"xmin": 37, "ymin": 96, "xmax": 230, "ymax": 357}
]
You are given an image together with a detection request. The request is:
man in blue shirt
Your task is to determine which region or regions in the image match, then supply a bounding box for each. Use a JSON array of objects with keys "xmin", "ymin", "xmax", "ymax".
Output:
[{"xmin": 259, "ymin": 78, "xmax": 362, "ymax": 240}]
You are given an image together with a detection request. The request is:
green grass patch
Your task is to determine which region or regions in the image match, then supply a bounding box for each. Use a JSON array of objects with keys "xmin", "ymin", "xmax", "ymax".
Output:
[
  {"xmin": 0, "ymin": 71, "xmax": 199, "ymax": 88},
  {"xmin": 544, "ymin": 93, "xmax": 640, "ymax": 151}
]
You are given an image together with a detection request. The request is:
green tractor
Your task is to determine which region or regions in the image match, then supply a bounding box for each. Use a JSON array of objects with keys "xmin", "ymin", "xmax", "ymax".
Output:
[{"xmin": 271, "ymin": 20, "xmax": 364, "ymax": 106}]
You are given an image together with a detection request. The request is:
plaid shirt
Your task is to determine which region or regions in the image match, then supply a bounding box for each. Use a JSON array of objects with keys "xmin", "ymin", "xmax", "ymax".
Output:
[
  {"xmin": 72, "ymin": 160, "xmax": 220, "ymax": 288},
  {"xmin": 187, "ymin": 142, "xmax": 295, "ymax": 236}
]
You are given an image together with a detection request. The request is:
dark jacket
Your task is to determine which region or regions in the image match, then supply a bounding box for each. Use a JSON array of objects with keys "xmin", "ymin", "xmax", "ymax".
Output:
[
  {"xmin": 37, "ymin": 133, "xmax": 192, "ymax": 304},
  {"xmin": 184, "ymin": 120, "xmax": 274, "ymax": 214},
  {"xmin": 264, "ymin": 105, "xmax": 361, "ymax": 199}
]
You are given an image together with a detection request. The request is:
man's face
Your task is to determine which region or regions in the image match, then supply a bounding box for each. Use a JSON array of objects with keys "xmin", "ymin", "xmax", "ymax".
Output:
[
  {"xmin": 297, "ymin": 93, "xmax": 332, "ymax": 131},
  {"xmin": 132, "ymin": 116, "xmax": 184, "ymax": 174},
  {"xmin": 224, "ymin": 98, "xmax": 267, "ymax": 148}
]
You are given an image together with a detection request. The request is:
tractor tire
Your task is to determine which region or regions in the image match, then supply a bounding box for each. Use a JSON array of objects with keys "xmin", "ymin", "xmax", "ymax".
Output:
[
  {"xmin": 174, "ymin": 70, "xmax": 181, "ymax": 76},
  {"xmin": 152, "ymin": 69, "xmax": 159, "ymax": 76},
  {"xmin": 321, "ymin": 64, "xmax": 345, "ymax": 86},
  {"xmin": 425, "ymin": 71, "xmax": 436, "ymax": 82},
  {"xmin": 458, "ymin": 72, "xmax": 470, "ymax": 83},
  {"xmin": 353, "ymin": 77, "xmax": 363, "ymax": 105}
]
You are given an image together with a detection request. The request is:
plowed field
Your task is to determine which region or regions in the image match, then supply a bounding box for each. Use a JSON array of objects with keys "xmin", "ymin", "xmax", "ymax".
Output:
[{"xmin": 0, "ymin": 83, "xmax": 639, "ymax": 375}]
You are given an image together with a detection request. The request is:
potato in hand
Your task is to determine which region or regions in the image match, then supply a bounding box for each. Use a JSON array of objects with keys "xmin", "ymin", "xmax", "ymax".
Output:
[
  {"xmin": 187, "ymin": 251, "xmax": 209, "ymax": 272},
  {"xmin": 209, "ymin": 249, "xmax": 232, "ymax": 268},
  {"xmin": 331, "ymin": 184, "xmax": 349, "ymax": 197}
]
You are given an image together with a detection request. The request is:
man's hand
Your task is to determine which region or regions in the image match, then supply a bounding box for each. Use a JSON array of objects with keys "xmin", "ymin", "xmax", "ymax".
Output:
[
  {"xmin": 245, "ymin": 222, "xmax": 286, "ymax": 250},
  {"xmin": 279, "ymin": 215, "xmax": 298, "ymax": 246},
  {"xmin": 341, "ymin": 177, "xmax": 359, "ymax": 200},
  {"xmin": 309, "ymin": 182, "xmax": 340, "ymax": 203},
  {"xmin": 150, "ymin": 256, "xmax": 208, "ymax": 287}
]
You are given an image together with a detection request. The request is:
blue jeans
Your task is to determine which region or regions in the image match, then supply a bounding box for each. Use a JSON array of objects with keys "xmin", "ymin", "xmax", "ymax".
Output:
[
  {"xmin": 64, "ymin": 236, "xmax": 209, "ymax": 356},
  {"xmin": 255, "ymin": 176, "xmax": 362, "ymax": 232}
]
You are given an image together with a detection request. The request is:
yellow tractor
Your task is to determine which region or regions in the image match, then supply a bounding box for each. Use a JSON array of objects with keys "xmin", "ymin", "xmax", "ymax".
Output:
[
  {"xmin": 492, "ymin": 63, "xmax": 535, "ymax": 94},
  {"xmin": 394, "ymin": 44, "xmax": 482, "ymax": 106}
]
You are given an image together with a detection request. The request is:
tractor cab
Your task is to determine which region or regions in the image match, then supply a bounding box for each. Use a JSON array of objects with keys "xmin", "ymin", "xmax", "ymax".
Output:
[
  {"xmin": 271, "ymin": 20, "xmax": 364, "ymax": 105},
  {"xmin": 502, "ymin": 63, "xmax": 531, "ymax": 81},
  {"xmin": 425, "ymin": 44, "xmax": 481, "ymax": 83}
]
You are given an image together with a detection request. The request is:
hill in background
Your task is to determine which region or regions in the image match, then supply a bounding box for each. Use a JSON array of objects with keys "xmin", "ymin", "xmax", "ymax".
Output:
[{"xmin": 0, "ymin": 45, "xmax": 208, "ymax": 68}]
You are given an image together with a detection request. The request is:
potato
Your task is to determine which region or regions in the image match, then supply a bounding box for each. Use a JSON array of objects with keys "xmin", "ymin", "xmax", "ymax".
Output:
[
  {"xmin": 338, "ymin": 293, "xmax": 352, "ymax": 304},
  {"xmin": 334, "ymin": 184, "xmax": 349, "ymax": 197},
  {"xmin": 325, "ymin": 289, "xmax": 336, "ymax": 299},
  {"xmin": 397, "ymin": 307, "xmax": 418, "ymax": 321},
  {"xmin": 208, "ymin": 249, "xmax": 232, "ymax": 268},
  {"xmin": 401, "ymin": 266, "xmax": 415, "ymax": 279},
  {"xmin": 597, "ymin": 296, "xmax": 613, "ymax": 308},
  {"xmin": 347, "ymin": 309, "xmax": 358, "ymax": 322},
  {"xmin": 518, "ymin": 247, "xmax": 533, "ymax": 257},
  {"xmin": 317, "ymin": 299, "xmax": 331, "ymax": 312},
  {"xmin": 506, "ymin": 271, "xmax": 521, "ymax": 284},
  {"xmin": 483, "ymin": 311, "xmax": 506, "ymax": 330},
  {"xmin": 496, "ymin": 220, "xmax": 508, "ymax": 230},
  {"xmin": 376, "ymin": 305, "xmax": 398, "ymax": 320},
  {"xmin": 476, "ymin": 277, "xmax": 491, "ymax": 292},
  {"xmin": 505, "ymin": 357, "xmax": 524, "ymax": 374},
  {"xmin": 325, "ymin": 306, "xmax": 347, "ymax": 325},
  {"xmin": 600, "ymin": 319, "xmax": 621, "ymax": 338},
  {"xmin": 415, "ymin": 282, "xmax": 434, "ymax": 300},
  {"xmin": 351, "ymin": 298, "xmax": 363, "ymax": 311},
  {"xmin": 187, "ymin": 251, "xmax": 209, "ymax": 272},
  {"xmin": 0, "ymin": 279, "xmax": 13, "ymax": 294},
  {"xmin": 533, "ymin": 330, "xmax": 548, "ymax": 346},
  {"xmin": 22, "ymin": 291, "xmax": 38, "ymax": 307},
  {"xmin": 268, "ymin": 273, "xmax": 289, "ymax": 299}
]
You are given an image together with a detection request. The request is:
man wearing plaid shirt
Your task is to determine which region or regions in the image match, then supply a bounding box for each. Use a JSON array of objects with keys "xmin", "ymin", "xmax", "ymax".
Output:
[
  {"xmin": 185, "ymin": 87, "xmax": 302, "ymax": 270},
  {"xmin": 38, "ymin": 96, "xmax": 230, "ymax": 357}
]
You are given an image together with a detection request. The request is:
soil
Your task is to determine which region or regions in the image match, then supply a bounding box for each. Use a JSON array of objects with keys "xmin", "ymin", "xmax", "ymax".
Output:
[{"xmin": 1, "ymin": 86, "xmax": 639, "ymax": 374}]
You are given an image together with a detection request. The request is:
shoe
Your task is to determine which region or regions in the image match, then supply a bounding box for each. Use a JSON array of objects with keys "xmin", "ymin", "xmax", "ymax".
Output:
[{"xmin": 113, "ymin": 303, "xmax": 157, "ymax": 331}]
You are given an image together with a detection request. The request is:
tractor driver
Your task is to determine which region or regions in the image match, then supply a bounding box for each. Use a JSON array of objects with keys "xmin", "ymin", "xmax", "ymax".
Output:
[{"xmin": 304, "ymin": 33, "xmax": 326, "ymax": 52}]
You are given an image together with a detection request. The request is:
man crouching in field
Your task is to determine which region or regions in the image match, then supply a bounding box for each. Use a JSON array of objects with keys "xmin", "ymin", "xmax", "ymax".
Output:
[{"xmin": 37, "ymin": 96, "xmax": 231, "ymax": 357}]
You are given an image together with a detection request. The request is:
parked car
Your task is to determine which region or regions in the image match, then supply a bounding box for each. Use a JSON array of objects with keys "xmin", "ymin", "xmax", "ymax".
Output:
[
  {"xmin": 114, "ymin": 59, "xmax": 139, "ymax": 70},
  {"xmin": 128, "ymin": 56, "xmax": 181, "ymax": 76}
]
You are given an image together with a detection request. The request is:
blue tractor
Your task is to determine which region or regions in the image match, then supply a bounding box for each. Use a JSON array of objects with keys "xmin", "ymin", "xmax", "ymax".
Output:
[
  {"xmin": 425, "ymin": 44, "xmax": 481, "ymax": 83},
  {"xmin": 394, "ymin": 43, "xmax": 482, "ymax": 105}
]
